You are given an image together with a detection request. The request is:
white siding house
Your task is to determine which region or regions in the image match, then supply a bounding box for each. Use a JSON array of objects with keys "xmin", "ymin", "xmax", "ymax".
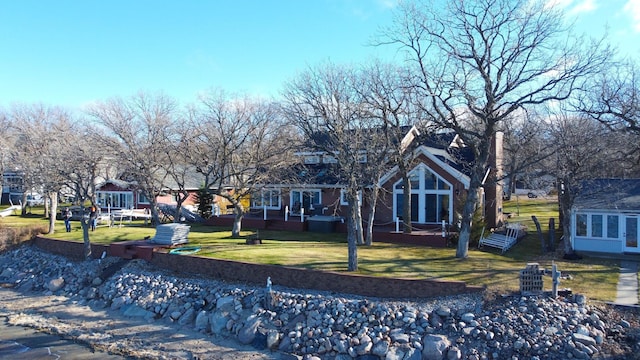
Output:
[{"xmin": 571, "ymin": 179, "xmax": 640, "ymax": 254}]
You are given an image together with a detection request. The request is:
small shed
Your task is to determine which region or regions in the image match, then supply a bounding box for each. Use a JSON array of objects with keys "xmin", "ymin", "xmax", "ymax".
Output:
[{"xmin": 571, "ymin": 179, "xmax": 640, "ymax": 255}]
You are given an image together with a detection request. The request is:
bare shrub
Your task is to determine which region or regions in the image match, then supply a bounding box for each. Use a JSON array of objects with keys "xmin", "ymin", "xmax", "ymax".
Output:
[{"xmin": 0, "ymin": 224, "xmax": 47, "ymax": 252}]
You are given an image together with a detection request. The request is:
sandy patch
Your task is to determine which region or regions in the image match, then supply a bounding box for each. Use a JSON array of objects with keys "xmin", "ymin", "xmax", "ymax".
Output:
[{"xmin": 0, "ymin": 287, "xmax": 285, "ymax": 359}]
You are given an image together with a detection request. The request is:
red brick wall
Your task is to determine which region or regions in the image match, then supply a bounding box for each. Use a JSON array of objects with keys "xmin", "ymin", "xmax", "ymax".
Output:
[
  {"xmin": 31, "ymin": 237, "xmax": 483, "ymax": 299},
  {"xmin": 149, "ymin": 252, "xmax": 483, "ymax": 299},
  {"xmin": 32, "ymin": 237, "xmax": 110, "ymax": 261}
]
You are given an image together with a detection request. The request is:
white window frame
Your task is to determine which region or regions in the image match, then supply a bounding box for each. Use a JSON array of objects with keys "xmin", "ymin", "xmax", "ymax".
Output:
[
  {"xmin": 290, "ymin": 189, "xmax": 322, "ymax": 215},
  {"xmin": 574, "ymin": 212, "xmax": 620, "ymax": 239},
  {"xmin": 392, "ymin": 164, "xmax": 453, "ymax": 224},
  {"xmin": 96, "ymin": 191, "xmax": 134, "ymax": 209},
  {"xmin": 137, "ymin": 191, "xmax": 150, "ymax": 205},
  {"xmin": 340, "ymin": 189, "xmax": 362, "ymax": 206},
  {"xmin": 251, "ymin": 189, "xmax": 281, "ymax": 209}
]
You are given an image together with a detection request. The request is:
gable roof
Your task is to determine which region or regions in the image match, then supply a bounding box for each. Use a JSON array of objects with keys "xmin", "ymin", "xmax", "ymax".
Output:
[
  {"xmin": 96, "ymin": 179, "xmax": 136, "ymax": 190},
  {"xmin": 573, "ymin": 179, "xmax": 640, "ymax": 211},
  {"xmin": 378, "ymin": 145, "xmax": 471, "ymax": 189},
  {"xmin": 293, "ymin": 127, "xmax": 475, "ymax": 187}
]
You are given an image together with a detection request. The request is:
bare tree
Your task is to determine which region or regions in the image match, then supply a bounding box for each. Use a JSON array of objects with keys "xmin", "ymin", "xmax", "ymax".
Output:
[
  {"xmin": 281, "ymin": 62, "xmax": 392, "ymax": 271},
  {"xmin": 548, "ymin": 113, "xmax": 628, "ymax": 255},
  {"xmin": 161, "ymin": 125, "xmax": 197, "ymax": 223},
  {"xmin": 576, "ymin": 60, "xmax": 640, "ymax": 172},
  {"xmin": 59, "ymin": 121, "xmax": 110, "ymax": 259},
  {"xmin": 9, "ymin": 104, "xmax": 71, "ymax": 233},
  {"xmin": 183, "ymin": 90, "xmax": 294, "ymax": 237},
  {"xmin": 87, "ymin": 92, "xmax": 179, "ymax": 226},
  {"xmin": 355, "ymin": 61, "xmax": 423, "ymax": 239},
  {"xmin": 0, "ymin": 110, "xmax": 13, "ymax": 200},
  {"xmin": 382, "ymin": 0, "xmax": 611, "ymax": 258},
  {"xmin": 579, "ymin": 60, "xmax": 640, "ymax": 133},
  {"xmin": 501, "ymin": 109, "xmax": 557, "ymax": 200}
]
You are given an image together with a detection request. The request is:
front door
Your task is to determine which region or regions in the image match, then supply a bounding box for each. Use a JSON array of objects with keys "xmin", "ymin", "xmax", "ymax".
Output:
[{"xmin": 624, "ymin": 216, "xmax": 640, "ymax": 253}]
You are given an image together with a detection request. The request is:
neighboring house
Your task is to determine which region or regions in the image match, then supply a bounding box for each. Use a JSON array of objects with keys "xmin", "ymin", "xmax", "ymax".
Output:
[
  {"xmin": 96, "ymin": 178, "xmax": 207, "ymax": 211},
  {"xmin": 95, "ymin": 178, "xmax": 247, "ymax": 213},
  {"xmin": 1, "ymin": 170, "xmax": 47, "ymax": 206},
  {"xmin": 571, "ymin": 179, "xmax": 640, "ymax": 255},
  {"xmin": 1, "ymin": 170, "xmax": 25, "ymax": 205},
  {"xmin": 95, "ymin": 179, "xmax": 154, "ymax": 210}
]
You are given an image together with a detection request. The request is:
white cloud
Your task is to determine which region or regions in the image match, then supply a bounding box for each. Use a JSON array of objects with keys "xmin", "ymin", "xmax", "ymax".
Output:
[
  {"xmin": 377, "ymin": 0, "xmax": 398, "ymax": 9},
  {"xmin": 544, "ymin": 0, "xmax": 574, "ymax": 10},
  {"xmin": 624, "ymin": 0, "xmax": 640, "ymax": 32},
  {"xmin": 544, "ymin": 0, "xmax": 597, "ymax": 15},
  {"xmin": 568, "ymin": 0, "xmax": 597, "ymax": 15}
]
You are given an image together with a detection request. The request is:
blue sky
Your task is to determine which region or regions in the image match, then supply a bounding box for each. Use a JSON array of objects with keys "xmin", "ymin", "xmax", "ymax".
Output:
[{"xmin": 0, "ymin": 0, "xmax": 638, "ymax": 111}]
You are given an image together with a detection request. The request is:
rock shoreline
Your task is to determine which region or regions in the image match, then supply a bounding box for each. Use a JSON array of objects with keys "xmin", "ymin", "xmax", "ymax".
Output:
[{"xmin": 1, "ymin": 245, "xmax": 639, "ymax": 359}]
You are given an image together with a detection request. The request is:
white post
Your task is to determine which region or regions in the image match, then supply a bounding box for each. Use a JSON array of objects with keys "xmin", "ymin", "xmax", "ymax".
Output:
[
  {"xmin": 395, "ymin": 217, "xmax": 400, "ymax": 232},
  {"xmin": 552, "ymin": 262, "xmax": 561, "ymax": 298},
  {"xmin": 285, "ymin": 206, "xmax": 289, "ymax": 222},
  {"xmin": 300, "ymin": 207, "xmax": 305, "ymax": 222},
  {"xmin": 263, "ymin": 204, "xmax": 267, "ymax": 220},
  {"xmin": 441, "ymin": 220, "xmax": 446, "ymax": 237}
]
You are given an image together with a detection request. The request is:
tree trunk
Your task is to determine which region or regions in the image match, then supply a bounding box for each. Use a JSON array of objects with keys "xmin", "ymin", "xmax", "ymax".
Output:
[
  {"xmin": 355, "ymin": 198, "xmax": 364, "ymax": 245},
  {"xmin": 21, "ymin": 193, "xmax": 27, "ymax": 216},
  {"xmin": 365, "ymin": 188, "xmax": 379, "ymax": 246},
  {"xmin": 231, "ymin": 204, "xmax": 244, "ymax": 237},
  {"xmin": 81, "ymin": 218, "xmax": 92, "ymax": 260},
  {"xmin": 345, "ymin": 195, "xmax": 360, "ymax": 271},
  {"xmin": 346, "ymin": 215, "xmax": 358, "ymax": 272},
  {"xmin": 507, "ymin": 172, "xmax": 517, "ymax": 200},
  {"xmin": 561, "ymin": 200, "xmax": 573, "ymax": 255},
  {"xmin": 558, "ymin": 177, "xmax": 575, "ymax": 255},
  {"xmin": 44, "ymin": 196, "xmax": 50, "ymax": 218},
  {"xmin": 149, "ymin": 199, "xmax": 161, "ymax": 226},
  {"xmin": 173, "ymin": 191, "xmax": 189, "ymax": 223},
  {"xmin": 47, "ymin": 192, "xmax": 58, "ymax": 235},
  {"xmin": 557, "ymin": 179, "xmax": 564, "ymax": 229},
  {"xmin": 402, "ymin": 175, "xmax": 412, "ymax": 234},
  {"xmin": 456, "ymin": 184, "xmax": 480, "ymax": 258}
]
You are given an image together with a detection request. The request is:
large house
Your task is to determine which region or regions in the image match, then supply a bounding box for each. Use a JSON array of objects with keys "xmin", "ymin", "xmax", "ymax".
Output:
[
  {"xmin": 247, "ymin": 128, "xmax": 504, "ymax": 229},
  {"xmin": 571, "ymin": 179, "xmax": 640, "ymax": 255}
]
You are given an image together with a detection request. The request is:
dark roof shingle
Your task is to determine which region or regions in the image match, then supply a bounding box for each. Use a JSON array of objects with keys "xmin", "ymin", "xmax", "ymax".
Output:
[{"xmin": 573, "ymin": 179, "xmax": 640, "ymax": 211}]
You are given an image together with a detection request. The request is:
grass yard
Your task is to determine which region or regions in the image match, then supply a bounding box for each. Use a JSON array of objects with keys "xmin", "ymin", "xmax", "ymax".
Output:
[{"xmin": 0, "ymin": 198, "xmax": 622, "ymax": 302}]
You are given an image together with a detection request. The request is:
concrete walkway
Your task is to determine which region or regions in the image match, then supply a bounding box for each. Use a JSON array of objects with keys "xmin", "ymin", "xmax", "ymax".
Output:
[{"xmin": 615, "ymin": 261, "xmax": 639, "ymax": 305}]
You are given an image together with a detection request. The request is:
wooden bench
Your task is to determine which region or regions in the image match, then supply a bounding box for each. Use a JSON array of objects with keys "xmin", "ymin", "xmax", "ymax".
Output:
[{"xmin": 478, "ymin": 224, "xmax": 520, "ymax": 253}]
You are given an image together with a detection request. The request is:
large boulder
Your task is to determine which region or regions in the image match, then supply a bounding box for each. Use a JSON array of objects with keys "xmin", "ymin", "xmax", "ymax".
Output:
[{"xmin": 422, "ymin": 334, "xmax": 450, "ymax": 360}]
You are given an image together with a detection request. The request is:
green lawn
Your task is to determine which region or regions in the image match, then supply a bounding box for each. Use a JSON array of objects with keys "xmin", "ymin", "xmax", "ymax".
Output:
[{"xmin": 0, "ymin": 200, "xmax": 621, "ymax": 302}]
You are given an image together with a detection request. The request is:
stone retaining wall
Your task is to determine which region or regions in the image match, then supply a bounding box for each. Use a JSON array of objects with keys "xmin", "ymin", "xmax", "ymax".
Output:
[{"xmin": 31, "ymin": 236, "xmax": 483, "ymax": 299}]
